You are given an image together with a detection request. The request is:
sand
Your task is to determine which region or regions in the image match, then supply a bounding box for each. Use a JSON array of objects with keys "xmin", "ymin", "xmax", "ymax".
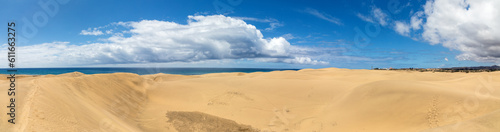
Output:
[{"xmin": 1, "ymin": 68, "xmax": 500, "ymax": 132}]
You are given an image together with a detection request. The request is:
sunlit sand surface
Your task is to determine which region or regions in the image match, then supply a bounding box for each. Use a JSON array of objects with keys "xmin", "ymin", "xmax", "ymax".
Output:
[{"xmin": 1, "ymin": 68, "xmax": 499, "ymax": 132}]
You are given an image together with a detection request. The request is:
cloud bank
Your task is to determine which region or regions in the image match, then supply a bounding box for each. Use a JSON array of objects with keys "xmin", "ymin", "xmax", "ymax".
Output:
[
  {"xmin": 418, "ymin": 0, "xmax": 500, "ymax": 63},
  {"xmin": 358, "ymin": 0, "xmax": 500, "ymax": 63},
  {"xmin": 6, "ymin": 15, "xmax": 328, "ymax": 67}
]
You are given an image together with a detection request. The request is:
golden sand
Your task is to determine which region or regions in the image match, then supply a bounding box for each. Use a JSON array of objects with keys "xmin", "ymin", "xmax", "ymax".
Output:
[{"xmin": 1, "ymin": 68, "xmax": 499, "ymax": 132}]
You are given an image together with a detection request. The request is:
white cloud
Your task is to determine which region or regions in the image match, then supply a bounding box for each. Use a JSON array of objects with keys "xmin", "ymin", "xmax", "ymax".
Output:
[
  {"xmin": 304, "ymin": 8, "xmax": 342, "ymax": 25},
  {"xmin": 281, "ymin": 33, "xmax": 295, "ymax": 40},
  {"xmin": 410, "ymin": 11, "xmax": 424, "ymax": 30},
  {"xmin": 418, "ymin": 0, "xmax": 500, "ymax": 63},
  {"xmin": 105, "ymin": 29, "xmax": 113, "ymax": 34},
  {"xmin": 3, "ymin": 15, "xmax": 328, "ymax": 67},
  {"xmin": 266, "ymin": 22, "xmax": 284, "ymax": 31},
  {"xmin": 394, "ymin": 21, "xmax": 411, "ymax": 36},
  {"xmin": 80, "ymin": 28, "xmax": 104, "ymax": 35},
  {"xmin": 283, "ymin": 57, "xmax": 329, "ymax": 65},
  {"xmin": 356, "ymin": 6, "xmax": 389, "ymax": 26},
  {"xmin": 255, "ymin": 57, "xmax": 329, "ymax": 65},
  {"xmin": 372, "ymin": 7, "xmax": 388, "ymax": 26},
  {"xmin": 358, "ymin": 6, "xmax": 415, "ymax": 37}
]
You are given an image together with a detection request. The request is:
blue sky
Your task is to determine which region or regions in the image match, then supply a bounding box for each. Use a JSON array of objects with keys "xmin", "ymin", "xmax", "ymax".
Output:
[{"xmin": 1, "ymin": 0, "xmax": 499, "ymax": 69}]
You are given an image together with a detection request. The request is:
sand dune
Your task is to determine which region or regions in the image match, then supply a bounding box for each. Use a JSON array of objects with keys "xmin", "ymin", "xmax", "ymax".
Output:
[{"xmin": 1, "ymin": 68, "xmax": 500, "ymax": 132}]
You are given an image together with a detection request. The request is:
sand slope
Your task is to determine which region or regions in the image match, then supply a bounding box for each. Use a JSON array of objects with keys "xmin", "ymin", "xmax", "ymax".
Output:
[{"xmin": 1, "ymin": 68, "xmax": 500, "ymax": 132}]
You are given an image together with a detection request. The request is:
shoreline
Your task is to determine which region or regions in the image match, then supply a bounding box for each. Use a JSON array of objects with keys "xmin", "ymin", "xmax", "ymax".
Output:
[{"xmin": 0, "ymin": 67, "xmax": 301, "ymax": 76}]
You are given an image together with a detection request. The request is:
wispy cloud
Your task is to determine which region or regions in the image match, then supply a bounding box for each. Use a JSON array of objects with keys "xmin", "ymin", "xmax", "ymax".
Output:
[
  {"xmin": 304, "ymin": 8, "xmax": 342, "ymax": 25},
  {"xmin": 371, "ymin": 7, "xmax": 388, "ymax": 26},
  {"xmin": 80, "ymin": 28, "xmax": 104, "ymax": 36},
  {"xmin": 234, "ymin": 17, "xmax": 283, "ymax": 31},
  {"xmin": 356, "ymin": 13, "xmax": 374, "ymax": 23},
  {"xmin": 280, "ymin": 33, "xmax": 296, "ymax": 40},
  {"xmin": 356, "ymin": 6, "xmax": 388, "ymax": 26},
  {"xmin": 394, "ymin": 21, "xmax": 410, "ymax": 36}
]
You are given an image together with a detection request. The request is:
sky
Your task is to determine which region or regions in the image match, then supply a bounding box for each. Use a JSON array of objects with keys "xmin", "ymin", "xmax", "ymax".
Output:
[{"xmin": 1, "ymin": 0, "xmax": 499, "ymax": 69}]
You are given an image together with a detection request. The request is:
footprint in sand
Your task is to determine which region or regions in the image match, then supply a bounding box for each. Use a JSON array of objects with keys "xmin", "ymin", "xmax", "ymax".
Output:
[
  {"xmin": 207, "ymin": 91, "xmax": 254, "ymax": 106},
  {"xmin": 427, "ymin": 95, "xmax": 441, "ymax": 128},
  {"xmin": 264, "ymin": 107, "xmax": 296, "ymax": 132}
]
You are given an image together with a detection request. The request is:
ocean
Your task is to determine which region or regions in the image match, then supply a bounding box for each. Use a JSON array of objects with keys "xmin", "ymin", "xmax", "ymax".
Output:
[{"xmin": 0, "ymin": 68, "xmax": 300, "ymax": 75}]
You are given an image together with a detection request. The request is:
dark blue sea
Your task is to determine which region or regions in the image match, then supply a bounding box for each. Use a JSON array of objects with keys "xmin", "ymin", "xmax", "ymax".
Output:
[{"xmin": 0, "ymin": 68, "xmax": 299, "ymax": 75}]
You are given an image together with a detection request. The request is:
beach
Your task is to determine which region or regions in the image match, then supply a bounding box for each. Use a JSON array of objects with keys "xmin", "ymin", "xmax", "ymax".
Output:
[{"xmin": 1, "ymin": 68, "xmax": 499, "ymax": 132}]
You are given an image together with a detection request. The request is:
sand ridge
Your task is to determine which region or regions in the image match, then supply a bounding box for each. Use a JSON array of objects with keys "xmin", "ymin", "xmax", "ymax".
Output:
[{"xmin": 0, "ymin": 68, "xmax": 499, "ymax": 132}]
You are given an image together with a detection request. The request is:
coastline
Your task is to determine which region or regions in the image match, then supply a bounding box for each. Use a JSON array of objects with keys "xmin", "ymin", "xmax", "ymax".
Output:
[{"xmin": 0, "ymin": 67, "xmax": 301, "ymax": 76}]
